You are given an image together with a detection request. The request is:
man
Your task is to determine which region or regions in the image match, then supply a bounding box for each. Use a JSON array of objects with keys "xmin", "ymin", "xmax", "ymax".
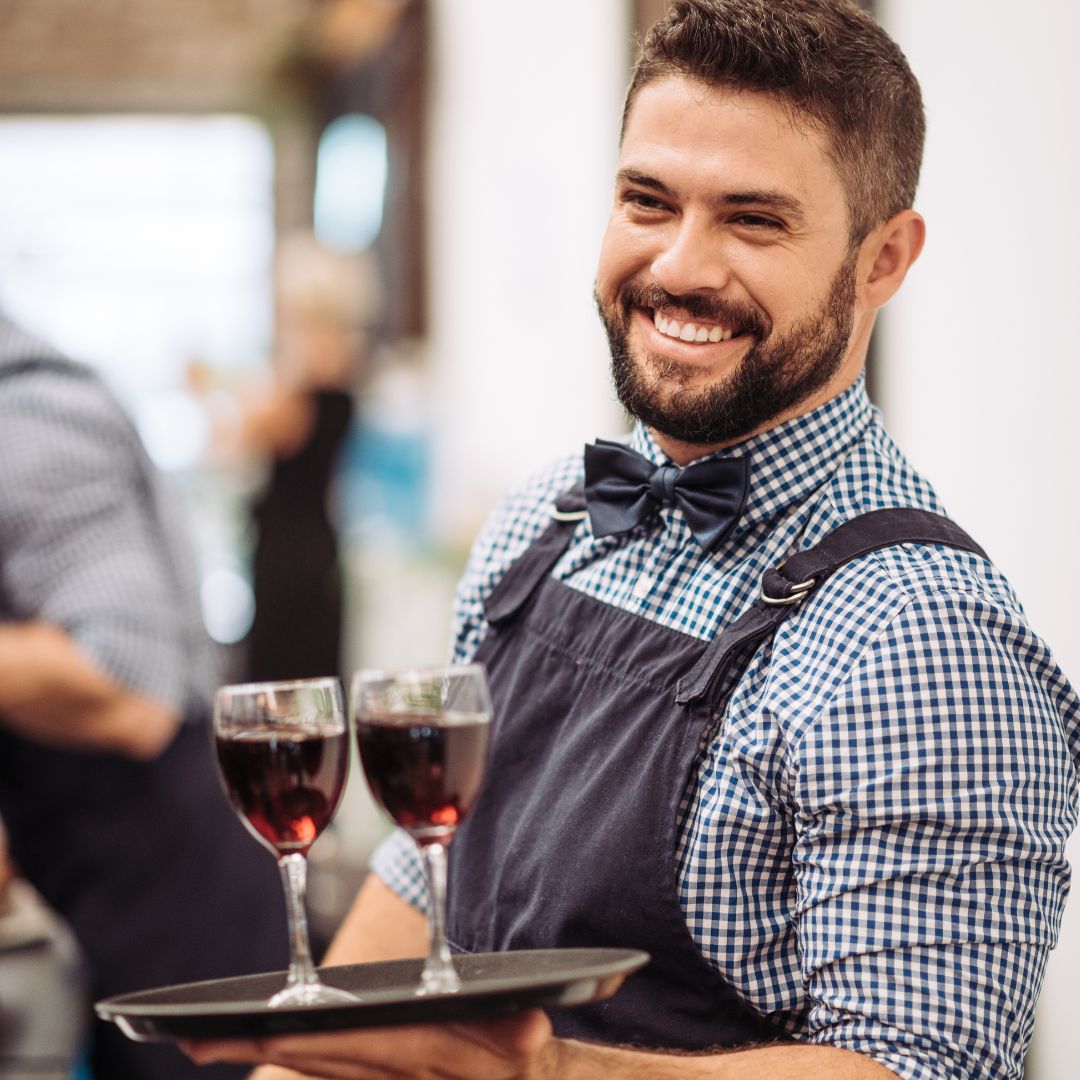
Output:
[
  {"xmin": 0, "ymin": 825, "xmax": 89, "ymax": 1079},
  {"xmin": 188, "ymin": 1, "xmax": 1079, "ymax": 1077},
  {"xmin": 0, "ymin": 313, "xmax": 287, "ymax": 1079}
]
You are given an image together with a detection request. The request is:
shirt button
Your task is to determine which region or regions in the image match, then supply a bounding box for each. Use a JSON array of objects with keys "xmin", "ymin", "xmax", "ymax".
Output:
[{"xmin": 632, "ymin": 574, "xmax": 654, "ymax": 599}]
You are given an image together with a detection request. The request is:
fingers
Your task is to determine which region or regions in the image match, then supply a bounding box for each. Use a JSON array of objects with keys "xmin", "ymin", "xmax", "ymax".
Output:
[
  {"xmin": 469, "ymin": 1010, "xmax": 553, "ymax": 1057},
  {"xmin": 182, "ymin": 1037, "xmax": 395, "ymax": 1080},
  {"xmin": 181, "ymin": 1010, "xmax": 554, "ymax": 1080}
]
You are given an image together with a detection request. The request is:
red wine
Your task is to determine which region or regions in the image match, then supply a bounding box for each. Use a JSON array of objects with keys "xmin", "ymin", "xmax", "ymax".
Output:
[
  {"xmin": 357, "ymin": 711, "xmax": 490, "ymax": 836},
  {"xmin": 216, "ymin": 725, "xmax": 348, "ymax": 855}
]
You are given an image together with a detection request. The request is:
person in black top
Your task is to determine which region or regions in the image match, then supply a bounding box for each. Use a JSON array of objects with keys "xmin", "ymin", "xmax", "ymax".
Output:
[
  {"xmin": 193, "ymin": 233, "xmax": 379, "ymax": 682},
  {"xmin": 247, "ymin": 384, "xmax": 354, "ymax": 682}
]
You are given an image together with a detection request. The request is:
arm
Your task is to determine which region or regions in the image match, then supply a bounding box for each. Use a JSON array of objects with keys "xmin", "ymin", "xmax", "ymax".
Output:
[
  {"xmin": 0, "ymin": 369, "xmax": 200, "ymax": 757},
  {"xmin": 321, "ymin": 872, "xmax": 429, "ymax": 965},
  {"xmin": 0, "ymin": 620, "xmax": 177, "ymax": 758},
  {"xmin": 198, "ymin": 589, "xmax": 1074, "ymax": 1079},
  {"xmin": 205, "ymin": 1030, "xmax": 893, "ymax": 1080},
  {"xmin": 191, "ymin": 367, "xmax": 315, "ymax": 466},
  {"xmin": 785, "ymin": 586, "xmax": 1074, "ymax": 1080},
  {"xmin": 206, "ymin": 876, "xmax": 894, "ymax": 1080}
]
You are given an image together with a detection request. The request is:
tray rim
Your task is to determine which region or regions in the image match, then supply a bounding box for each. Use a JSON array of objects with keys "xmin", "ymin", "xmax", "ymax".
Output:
[{"xmin": 94, "ymin": 947, "xmax": 650, "ymax": 1040}]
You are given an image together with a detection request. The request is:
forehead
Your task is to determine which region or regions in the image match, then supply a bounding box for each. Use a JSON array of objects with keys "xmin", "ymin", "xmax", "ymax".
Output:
[{"xmin": 620, "ymin": 76, "xmax": 847, "ymax": 221}]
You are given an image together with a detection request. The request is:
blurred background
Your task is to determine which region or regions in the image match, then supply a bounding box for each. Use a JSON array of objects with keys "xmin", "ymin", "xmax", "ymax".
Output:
[{"xmin": 0, "ymin": 0, "xmax": 1076, "ymax": 1075}]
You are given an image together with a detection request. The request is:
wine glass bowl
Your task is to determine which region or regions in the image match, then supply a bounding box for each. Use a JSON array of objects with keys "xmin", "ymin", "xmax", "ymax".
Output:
[
  {"xmin": 214, "ymin": 676, "xmax": 354, "ymax": 1008},
  {"xmin": 353, "ymin": 664, "xmax": 493, "ymax": 995}
]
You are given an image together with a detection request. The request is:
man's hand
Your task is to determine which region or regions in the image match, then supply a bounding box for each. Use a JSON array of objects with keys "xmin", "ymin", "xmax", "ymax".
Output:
[
  {"xmin": 214, "ymin": 879, "xmax": 897, "ymax": 1080},
  {"xmin": 184, "ymin": 1023, "xmax": 901, "ymax": 1080},
  {"xmin": 183, "ymin": 1010, "xmax": 557, "ymax": 1079}
]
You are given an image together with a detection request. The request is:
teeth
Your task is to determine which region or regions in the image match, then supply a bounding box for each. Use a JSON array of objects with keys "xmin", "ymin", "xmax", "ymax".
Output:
[{"xmin": 652, "ymin": 309, "xmax": 735, "ymax": 344}]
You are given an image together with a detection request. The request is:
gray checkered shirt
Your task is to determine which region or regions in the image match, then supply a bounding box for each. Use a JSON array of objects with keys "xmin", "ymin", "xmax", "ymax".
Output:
[
  {"xmin": 373, "ymin": 376, "xmax": 1080, "ymax": 1080},
  {"xmin": 0, "ymin": 314, "xmax": 218, "ymax": 719}
]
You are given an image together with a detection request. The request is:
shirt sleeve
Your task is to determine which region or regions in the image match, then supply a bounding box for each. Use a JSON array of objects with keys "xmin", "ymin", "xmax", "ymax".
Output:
[
  {"xmin": 369, "ymin": 827, "xmax": 429, "ymax": 914},
  {"xmin": 810, "ymin": 939, "xmax": 1048, "ymax": 1080},
  {"xmin": 0, "ymin": 371, "xmax": 192, "ymax": 711},
  {"xmin": 792, "ymin": 588, "xmax": 1078, "ymax": 1080}
]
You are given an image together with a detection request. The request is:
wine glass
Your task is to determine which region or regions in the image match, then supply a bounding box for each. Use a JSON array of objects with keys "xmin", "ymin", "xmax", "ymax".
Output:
[
  {"xmin": 352, "ymin": 663, "xmax": 493, "ymax": 995},
  {"xmin": 214, "ymin": 676, "xmax": 355, "ymax": 1008}
]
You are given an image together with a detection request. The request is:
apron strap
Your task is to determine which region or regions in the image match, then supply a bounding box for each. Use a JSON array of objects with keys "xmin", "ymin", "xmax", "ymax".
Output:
[
  {"xmin": 484, "ymin": 483, "xmax": 587, "ymax": 626},
  {"xmin": 676, "ymin": 507, "xmax": 989, "ymax": 705}
]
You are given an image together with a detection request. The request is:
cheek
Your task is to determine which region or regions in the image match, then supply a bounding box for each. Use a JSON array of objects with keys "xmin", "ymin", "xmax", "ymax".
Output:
[
  {"xmin": 730, "ymin": 252, "xmax": 823, "ymax": 326},
  {"xmin": 596, "ymin": 221, "xmax": 657, "ymax": 298}
]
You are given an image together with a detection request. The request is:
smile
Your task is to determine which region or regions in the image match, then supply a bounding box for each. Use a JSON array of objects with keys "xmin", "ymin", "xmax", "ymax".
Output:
[{"xmin": 652, "ymin": 308, "xmax": 737, "ymax": 344}]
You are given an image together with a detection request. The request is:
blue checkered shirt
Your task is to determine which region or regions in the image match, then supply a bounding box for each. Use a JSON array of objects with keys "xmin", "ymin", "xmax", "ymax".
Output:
[
  {"xmin": 372, "ymin": 376, "xmax": 1080, "ymax": 1080},
  {"xmin": 0, "ymin": 315, "xmax": 218, "ymax": 717}
]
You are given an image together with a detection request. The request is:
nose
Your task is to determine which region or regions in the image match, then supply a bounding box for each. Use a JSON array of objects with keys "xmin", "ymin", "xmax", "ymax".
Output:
[{"xmin": 650, "ymin": 215, "xmax": 732, "ymax": 297}]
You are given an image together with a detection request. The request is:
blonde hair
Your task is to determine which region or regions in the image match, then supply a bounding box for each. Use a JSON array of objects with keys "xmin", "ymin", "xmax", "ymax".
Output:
[{"xmin": 274, "ymin": 231, "xmax": 382, "ymax": 332}]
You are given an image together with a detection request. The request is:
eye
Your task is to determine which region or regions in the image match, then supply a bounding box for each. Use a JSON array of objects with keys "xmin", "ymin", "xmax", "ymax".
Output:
[
  {"xmin": 732, "ymin": 213, "xmax": 783, "ymax": 231},
  {"xmin": 621, "ymin": 190, "xmax": 670, "ymax": 213}
]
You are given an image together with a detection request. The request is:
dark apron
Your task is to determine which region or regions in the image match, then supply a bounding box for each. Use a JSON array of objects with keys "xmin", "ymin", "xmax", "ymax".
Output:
[{"xmin": 446, "ymin": 488, "xmax": 986, "ymax": 1051}]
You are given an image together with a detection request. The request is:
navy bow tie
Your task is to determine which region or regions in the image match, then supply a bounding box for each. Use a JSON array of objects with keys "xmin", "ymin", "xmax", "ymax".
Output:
[{"xmin": 583, "ymin": 439, "xmax": 749, "ymax": 553}]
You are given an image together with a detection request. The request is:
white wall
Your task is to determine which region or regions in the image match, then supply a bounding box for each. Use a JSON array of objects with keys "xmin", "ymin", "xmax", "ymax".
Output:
[
  {"xmin": 424, "ymin": 0, "xmax": 629, "ymax": 549},
  {"xmin": 876, "ymin": 4, "xmax": 1080, "ymax": 1076}
]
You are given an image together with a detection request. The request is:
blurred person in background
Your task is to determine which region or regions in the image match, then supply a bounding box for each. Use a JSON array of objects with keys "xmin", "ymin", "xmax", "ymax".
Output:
[
  {"xmin": 186, "ymin": 2, "xmax": 1079, "ymax": 1079},
  {"xmin": 191, "ymin": 233, "xmax": 379, "ymax": 684},
  {"xmin": 0, "ymin": 822, "xmax": 89, "ymax": 1079},
  {"xmin": 0, "ymin": 313, "xmax": 286, "ymax": 1080}
]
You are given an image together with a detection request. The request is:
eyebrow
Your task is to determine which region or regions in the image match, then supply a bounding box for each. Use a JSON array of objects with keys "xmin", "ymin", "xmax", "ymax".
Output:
[{"xmin": 616, "ymin": 168, "xmax": 807, "ymax": 226}]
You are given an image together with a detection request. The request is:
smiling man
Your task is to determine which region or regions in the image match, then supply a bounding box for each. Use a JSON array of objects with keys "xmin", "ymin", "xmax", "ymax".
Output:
[{"xmin": 190, "ymin": 3, "xmax": 1079, "ymax": 1079}]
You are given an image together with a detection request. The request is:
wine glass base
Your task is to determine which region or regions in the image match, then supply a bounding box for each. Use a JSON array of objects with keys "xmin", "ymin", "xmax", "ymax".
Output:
[
  {"xmin": 268, "ymin": 982, "xmax": 359, "ymax": 1009},
  {"xmin": 416, "ymin": 968, "xmax": 462, "ymax": 997}
]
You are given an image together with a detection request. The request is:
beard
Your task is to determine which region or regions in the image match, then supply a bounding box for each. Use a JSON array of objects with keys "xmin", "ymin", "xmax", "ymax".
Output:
[{"xmin": 595, "ymin": 251, "xmax": 858, "ymax": 447}]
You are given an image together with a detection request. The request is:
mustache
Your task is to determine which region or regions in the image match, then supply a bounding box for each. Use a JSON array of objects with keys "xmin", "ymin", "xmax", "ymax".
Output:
[{"xmin": 616, "ymin": 281, "xmax": 769, "ymax": 338}]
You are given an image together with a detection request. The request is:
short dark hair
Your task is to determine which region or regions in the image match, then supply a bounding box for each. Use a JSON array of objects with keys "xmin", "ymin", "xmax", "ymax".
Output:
[{"xmin": 624, "ymin": 0, "xmax": 925, "ymax": 242}]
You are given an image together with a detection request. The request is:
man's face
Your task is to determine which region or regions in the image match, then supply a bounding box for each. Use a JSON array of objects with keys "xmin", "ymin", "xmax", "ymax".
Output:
[{"xmin": 595, "ymin": 76, "xmax": 863, "ymax": 453}]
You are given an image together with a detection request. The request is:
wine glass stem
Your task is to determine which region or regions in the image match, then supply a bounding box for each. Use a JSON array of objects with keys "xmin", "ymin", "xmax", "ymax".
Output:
[
  {"xmin": 418, "ymin": 838, "xmax": 460, "ymax": 994},
  {"xmin": 278, "ymin": 852, "xmax": 319, "ymax": 993}
]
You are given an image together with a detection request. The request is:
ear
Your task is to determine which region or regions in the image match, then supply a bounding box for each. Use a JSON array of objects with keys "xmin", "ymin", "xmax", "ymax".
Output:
[{"xmin": 856, "ymin": 209, "xmax": 925, "ymax": 312}]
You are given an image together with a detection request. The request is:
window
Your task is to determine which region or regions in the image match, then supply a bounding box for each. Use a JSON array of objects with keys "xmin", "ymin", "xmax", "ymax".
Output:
[
  {"xmin": 0, "ymin": 113, "xmax": 276, "ymax": 643},
  {"xmin": 314, "ymin": 113, "xmax": 388, "ymax": 252}
]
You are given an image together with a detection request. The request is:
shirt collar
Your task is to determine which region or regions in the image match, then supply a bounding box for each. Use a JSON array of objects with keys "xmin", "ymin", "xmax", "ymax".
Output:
[{"xmin": 627, "ymin": 375, "xmax": 874, "ymax": 531}]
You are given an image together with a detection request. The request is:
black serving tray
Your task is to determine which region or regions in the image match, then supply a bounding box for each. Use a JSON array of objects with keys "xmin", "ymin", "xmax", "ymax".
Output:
[{"xmin": 95, "ymin": 948, "xmax": 650, "ymax": 1043}]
